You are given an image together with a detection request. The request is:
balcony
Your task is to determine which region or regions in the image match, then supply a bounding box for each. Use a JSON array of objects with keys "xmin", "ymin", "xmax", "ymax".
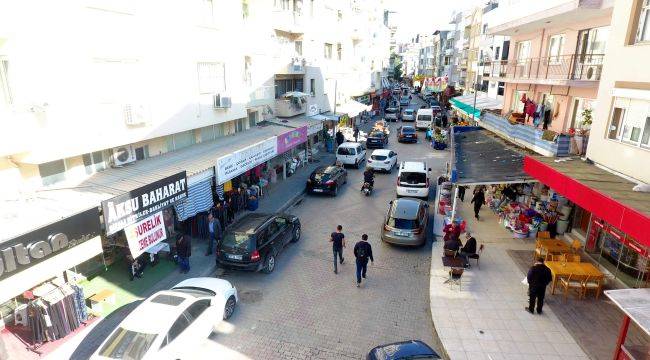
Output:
[
  {"xmin": 272, "ymin": 10, "xmax": 304, "ymax": 34},
  {"xmin": 275, "ymin": 97, "xmax": 307, "ymax": 117},
  {"xmin": 478, "ymin": 112, "xmax": 571, "ymax": 157},
  {"xmin": 483, "ymin": 54, "xmax": 604, "ymax": 86},
  {"xmin": 274, "ymin": 56, "xmax": 306, "ymax": 75},
  {"xmin": 444, "ymin": 48, "xmax": 454, "ymax": 56}
]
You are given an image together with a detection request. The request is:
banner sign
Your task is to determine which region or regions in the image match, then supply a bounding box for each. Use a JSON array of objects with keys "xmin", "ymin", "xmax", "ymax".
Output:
[
  {"xmin": 102, "ymin": 172, "xmax": 187, "ymax": 235},
  {"xmin": 0, "ymin": 208, "xmax": 100, "ymax": 280},
  {"xmin": 124, "ymin": 211, "xmax": 167, "ymax": 258},
  {"xmin": 216, "ymin": 137, "xmax": 277, "ymax": 185},
  {"xmin": 277, "ymin": 126, "xmax": 308, "ymax": 153}
]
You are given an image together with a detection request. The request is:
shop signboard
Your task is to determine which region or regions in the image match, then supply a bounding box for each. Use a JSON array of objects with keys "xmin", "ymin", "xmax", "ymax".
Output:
[
  {"xmin": 102, "ymin": 172, "xmax": 187, "ymax": 235},
  {"xmin": 0, "ymin": 208, "xmax": 100, "ymax": 280},
  {"xmin": 277, "ymin": 126, "xmax": 308, "ymax": 154},
  {"xmin": 307, "ymin": 122, "xmax": 323, "ymax": 136},
  {"xmin": 124, "ymin": 211, "xmax": 167, "ymax": 258},
  {"xmin": 216, "ymin": 137, "xmax": 277, "ymax": 185}
]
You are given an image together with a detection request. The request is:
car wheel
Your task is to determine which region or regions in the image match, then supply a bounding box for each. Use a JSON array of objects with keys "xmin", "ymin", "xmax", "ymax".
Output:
[
  {"xmin": 332, "ymin": 185, "xmax": 339, "ymax": 196},
  {"xmin": 354, "ymin": 160, "xmax": 359, "ymax": 169},
  {"xmin": 262, "ymin": 254, "xmax": 275, "ymax": 274},
  {"xmin": 223, "ymin": 296, "xmax": 236, "ymax": 320},
  {"xmin": 291, "ymin": 225, "xmax": 301, "ymax": 242}
]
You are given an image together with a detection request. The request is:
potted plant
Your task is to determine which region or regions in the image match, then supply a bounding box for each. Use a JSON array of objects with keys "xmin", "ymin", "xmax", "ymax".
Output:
[{"xmin": 574, "ymin": 108, "xmax": 592, "ymax": 154}]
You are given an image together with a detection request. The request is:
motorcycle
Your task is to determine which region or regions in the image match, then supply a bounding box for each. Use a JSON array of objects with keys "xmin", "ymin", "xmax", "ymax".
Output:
[{"xmin": 361, "ymin": 182, "xmax": 373, "ymax": 196}]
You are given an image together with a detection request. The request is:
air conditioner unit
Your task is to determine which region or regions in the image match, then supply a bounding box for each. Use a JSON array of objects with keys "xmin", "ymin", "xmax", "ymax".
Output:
[
  {"xmin": 583, "ymin": 65, "xmax": 600, "ymax": 80},
  {"xmin": 213, "ymin": 94, "xmax": 232, "ymax": 108},
  {"xmin": 111, "ymin": 145, "xmax": 136, "ymax": 167},
  {"xmin": 123, "ymin": 104, "xmax": 147, "ymax": 126}
]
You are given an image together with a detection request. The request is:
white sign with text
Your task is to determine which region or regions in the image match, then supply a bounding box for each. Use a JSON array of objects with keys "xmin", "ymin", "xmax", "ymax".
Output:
[
  {"xmin": 124, "ymin": 211, "xmax": 167, "ymax": 258},
  {"xmin": 215, "ymin": 137, "xmax": 277, "ymax": 185}
]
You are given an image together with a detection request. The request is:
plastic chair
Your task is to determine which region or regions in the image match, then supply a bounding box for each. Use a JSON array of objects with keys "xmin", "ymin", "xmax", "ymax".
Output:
[
  {"xmin": 448, "ymin": 267, "xmax": 464, "ymax": 290},
  {"xmin": 571, "ymin": 239, "xmax": 582, "ymax": 253},
  {"xmin": 468, "ymin": 244, "xmax": 484, "ymax": 269}
]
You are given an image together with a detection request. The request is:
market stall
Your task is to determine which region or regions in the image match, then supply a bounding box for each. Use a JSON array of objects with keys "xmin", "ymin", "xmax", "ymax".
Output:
[{"xmin": 605, "ymin": 288, "xmax": 650, "ymax": 360}]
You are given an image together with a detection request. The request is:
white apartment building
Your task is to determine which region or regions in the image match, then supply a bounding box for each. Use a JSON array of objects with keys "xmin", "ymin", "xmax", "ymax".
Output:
[{"xmin": 477, "ymin": 1, "xmax": 509, "ymax": 100}]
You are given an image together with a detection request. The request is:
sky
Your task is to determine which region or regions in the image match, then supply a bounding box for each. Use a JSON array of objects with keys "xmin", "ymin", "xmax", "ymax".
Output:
[{"xmin": 384, "ymin": 0, "xmax": 485, "ymax": 42}]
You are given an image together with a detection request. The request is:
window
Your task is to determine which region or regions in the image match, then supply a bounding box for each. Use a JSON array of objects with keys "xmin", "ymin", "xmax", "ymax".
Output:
[
  {"xmin": 244, "ymin": 56, "xmax": 252, "ymax": 86},
  {"xmin": 497, "ymin": 82, "xmax": 505, "ymax": 96},
  {"xmin": 235, "ymin": 118, "xmax": 246, "ymax": 132},
  {"xmin": 268, "ymin": 221, "xmax": 279, "ymax": 237},
  {"xmin": 274, "ymin": 78, "xmax": 303, "ymax": 98},
  {"xmin": 577, "ymin": 27, "xmax": 609, "ymax": 58},
  {"xmin": 609, "ymin": 97, "xmax": 650, "ymax": 147},
  {"xmin": 336, "ymin": 43, "xmax": 342, "ymax": 60},
  {"xmin": 274, "ymin": 217, "xmax": 288, "ymax": 230},
  {"xmin": 197, "ymin": 62, "xmax": 225, "ymax": 94},
  {"xmin": 185, "ymin": 299, "xmax": 211, "ymax": 320},
  {"xmin": 310, "ymin": 78, "xmax": 315, "ymax": 96},
  {"xmin": 0, "ymin": 59, "xmax": 12, "ymax": 105},
  {"xmin": 494, "ymin": 46, "xmax": 500, "ymax": 60},
  {"xmin": 295, "ymin": 40, "xmax": 302, "ymax": 55},
  {"xmin": 482, "ymin": 24, "xmax": 488, "ymax": 34},
  {"xmin": 39, "ymin": 160, "xmax": 66, "ymax": 186},
  {"xmin": 547, "ymin": 34, "xmax": 565, "ymax": 63},
  {"xmin": 82, "ymin": 151, "xmax": 106, "ymax": 175},
  {"xmin": 516, "ymin": 41, "xmax": 531, "ymax": 62},
  {"xmin": 481, "ymin": 80, "xmax": 489, "ymax": 92},
  {"xmin": 636, "ymin": 0, "xmax": 650, "ymax": 43},
  {"xmin": 324, "ymin": 43, "xmax": 332, "ymax": 59},
  {"xmin": 165, "ymin": 313, "xmax": 191, "ymax": 346},
  {"xmin": 569, "ymin": 98, "xmax": 594, "ymax": 130}
]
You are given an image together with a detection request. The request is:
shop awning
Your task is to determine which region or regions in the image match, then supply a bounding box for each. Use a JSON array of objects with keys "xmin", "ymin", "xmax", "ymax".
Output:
[
  {"xmin": 523, "ymin": 156, "xmax": 650, "ymax": 247},
  {"xmin": 605, "ymin": 289, "xmax": 650, "ymax": 336},
  {"xmin": 450, "ymin": 127, "xmax": 536, "ymax": 185},
  {"xmin": 309, "ymin": 113, "xmax": 340, "ymax": 121},
  {"xmin": 450, "ymin": 94, "xmax": 503, "ymax": 118},
  {"xmin": 336, "ymin": 100, "xmax": 372, "ymax": 118}
]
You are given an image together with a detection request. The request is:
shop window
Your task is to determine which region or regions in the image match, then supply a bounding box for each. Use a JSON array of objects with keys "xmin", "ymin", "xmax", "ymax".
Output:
[
  {"xmin": 39, "ymin": 159, "xmax": 66, "ymax": 186},
  {"xmin": 635, "ymin": 0, "xmax": 650, "ymax": 43},
  {"xmin": 324, "ymin": 43, "xmax": 332, "ymax": 59},
  {"xmin": 197, "ymin": 62, "xmax": 225, "ymax": 95},
  {"xmin": 608, "ymin": 97, "xmax": 650, "ymax": 148},
  {"xmin": 588, "ymin": 226, "xmax": 650, "ymax": 288},
  {"xmin": 134, "ymin": 145, "xmax": 148, "ymax": 160},
  {"xmin": 82, "ymin": 151, "xmax": 106, "ymax": 175}
]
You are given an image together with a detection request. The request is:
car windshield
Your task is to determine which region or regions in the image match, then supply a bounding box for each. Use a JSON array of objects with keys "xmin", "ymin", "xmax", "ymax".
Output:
[
  {"xmin": 337, "ymin": 147, "xmax": 355, "ymax": 155},
  {"xmin": 404, "ymin": 110, "xmax": 414, "ymax": 114},
  {"xmin": 385, "ymin": 109, "xmax": 397, "ymax": 114},
  {"xmin": 99, "ymin": 327, "xmax": 158, "ymax": 360},
  {"xmin": 418, "ymin": 115, "xmax": 432, "ymax": 121},
  {"xmin": 222, "ymin": 233, "xmax": 253, "ymax": 251},
  {"xmin": 371, "ymin": 155, "xmax": 387, "ymax": 161},
  {"xmin": 311, "ymin": 172, "xmax": 331, "ymax": 182},
  {"xmin": 402, "ymin": 127, "xmax": 415, "ymax": 133},
  {"xmin": 388, "ymin": 216, "xmax": 418, "ymax": 230},
  {"xmin": 400, "ymin": 172, "xmax": 427, "ymax": 184},
  {"xmin": 369, "ymin": 132, "xmax": 384, "ymax": 138}
]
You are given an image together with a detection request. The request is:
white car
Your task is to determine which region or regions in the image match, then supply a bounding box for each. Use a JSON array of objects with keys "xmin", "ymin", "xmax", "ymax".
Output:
[
  {"xmin": 396, "ymin": 161, "xmax": 431, "ymax": 199},
  {"xmin": 336, "ymin": 142, "xmax": 366, "ymax": 169},
  {"xmin": 402, "ymin": 108, "xmax": 416, "ymax": 121},
  {"xmin": 367, "ymin": 149, "xmax": 398, "ymax": 173},
  {"xmin": 91, "ymin": 277, "xmax": 238, "ymax": 360}
]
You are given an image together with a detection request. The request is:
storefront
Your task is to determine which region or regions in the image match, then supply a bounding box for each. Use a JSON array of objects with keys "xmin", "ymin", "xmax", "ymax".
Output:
[
  {"xmin": 0, "ymin": 208, "xmax": 102, "ymax": 344},
  {"xmin": 524, "ymin": 155, "xmax": 650, "ymax": 288},
  {"xmin": 276, "ymin": 126, "xmax": 308, "ymax": 178}
]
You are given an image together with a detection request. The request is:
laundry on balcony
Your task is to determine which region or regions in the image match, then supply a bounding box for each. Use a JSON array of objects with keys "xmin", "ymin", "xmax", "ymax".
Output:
[{"xmin": 450, "ymin": 94, "xmax": 503, "ymax": 119}]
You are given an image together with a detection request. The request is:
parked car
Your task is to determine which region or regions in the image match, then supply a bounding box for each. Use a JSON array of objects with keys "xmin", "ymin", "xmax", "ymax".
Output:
[
  {"xmin": 367, "ymin": 340, "xmax": 441, "ymax": 360},
  {"xmin": 306, "ymin": 165, "xmax": 347, "ymax": 196},
  {"xmin": 366, "ymin": 130, "xmax": 389, "ymax": 148},
  {"xmin": 216, "ymin": 213, "xmax": 301, "ymax": 273},
  {"xmin": 396, "ymin": 161, "xmax": 431, "ymax": 199},
  {"xmin": 399, "ymin": 96, "xmax": 410, "ymax": 107},
  {"xmin": 402, "ymin": 108, "xmax": 415, "ymax": 121},
  {"xmin": 381, "ymin": 198, "xmax": 429, "ymax": 246},
  {"xmin": 91, "ymin": 278, "xmax": 238, "ymax": 360},
  {"xmin": 397, "ymin": 126, "xmax": 418, "ymax": 143},
  {"xmin": 384, "ymin": 107, "xmax": 400, "ymax": 122},
  {"xmin": 336, "ymin": 142, "xmax": 366, "ymax": 168},
  {"xmin": 367, "ymin": 149, "xmax": 398, "ymax": 173}
]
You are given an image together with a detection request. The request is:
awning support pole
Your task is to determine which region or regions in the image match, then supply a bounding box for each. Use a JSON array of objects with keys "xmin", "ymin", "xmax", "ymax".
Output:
[{"xmin": 450, "ymin": 187, "xmax": 459, "ymax": 224}]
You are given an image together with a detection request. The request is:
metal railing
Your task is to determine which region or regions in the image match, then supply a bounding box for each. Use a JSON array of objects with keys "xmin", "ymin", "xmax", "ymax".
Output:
[{"xmin": 482, "ymin": 54, "xmax": 605, "ymax": 81}]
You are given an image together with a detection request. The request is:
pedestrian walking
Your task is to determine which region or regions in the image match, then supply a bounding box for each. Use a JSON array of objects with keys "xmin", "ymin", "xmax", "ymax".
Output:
[
  {"xmin": 335, "ymin": 129, "xmax": 345, "ymax": 147},
  {"xmin": 471, "ymin": 187, "xmax": 486, "ymax": 220},
  {"xmin": 353, "ymin": 126, "xmax": 359, "ymax": 142},
  {"xmin": 176, "ymin": 234, "xmax": 191, "ymax": 274},
  {"xmin": 354, "ymin": 234, "xmax": 374, "ymax": 287},
  {"xmin": 206, "ymin": 212, "xmax": 222, "ymax": 256},
  {"xmin": 526, "ymin": 257, "xmax": 553, "ymax": 314},
  {"xmin": 457, "ymin": 185, "xmax": 467, "ymax": 202},
  {"xmin": 330, "ymin": 225, "xmax": 345, "ymax": 274}
]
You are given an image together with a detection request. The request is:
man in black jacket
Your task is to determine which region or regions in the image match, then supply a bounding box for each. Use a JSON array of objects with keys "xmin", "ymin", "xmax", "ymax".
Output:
[
  {"xmin": 526, "ymin": 257, "xmax": 553, "ymax": 314},
  {"xmin": 354, "ymin": 234, "xmax": 374, "ymax": 287}
]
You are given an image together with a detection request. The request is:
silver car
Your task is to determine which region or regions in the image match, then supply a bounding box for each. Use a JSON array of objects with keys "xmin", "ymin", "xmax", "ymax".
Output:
[
  {"xmin": 381, "ymin": 198, "xmax": 429, "ymax": 246},
  {"xmin": 402, "ymin": 108, "xmax": 415, "ymax": 121}
]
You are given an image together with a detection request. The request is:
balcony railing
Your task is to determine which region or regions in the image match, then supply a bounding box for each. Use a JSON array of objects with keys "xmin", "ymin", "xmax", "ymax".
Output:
[{"xmin": 483, "ymin": 54, "xmax": 605, "ymax": 82}]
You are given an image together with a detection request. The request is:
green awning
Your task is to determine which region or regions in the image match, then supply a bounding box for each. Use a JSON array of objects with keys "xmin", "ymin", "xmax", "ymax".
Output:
[
  {"xmin": 450, "ymin": 97, "xmax": 481, "ymax": 118},
  {"xmin": 450, "ymin": 94, "xmax": 503, "ymax": 119}
]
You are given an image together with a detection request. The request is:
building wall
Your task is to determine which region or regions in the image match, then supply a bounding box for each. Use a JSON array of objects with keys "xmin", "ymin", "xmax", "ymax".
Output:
[{"xmin": 586, "ymin": 0, "xmax": 650, "ymax": 183}]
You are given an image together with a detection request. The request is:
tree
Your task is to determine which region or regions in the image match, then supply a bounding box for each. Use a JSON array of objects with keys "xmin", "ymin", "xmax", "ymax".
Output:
[{"xmin": 390, "ymin": 53, "xmax": 403, "ymax": 81}]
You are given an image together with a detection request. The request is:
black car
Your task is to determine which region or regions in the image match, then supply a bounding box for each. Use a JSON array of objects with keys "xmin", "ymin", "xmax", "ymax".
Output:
[
  {"xmin": 216, "ymin": 213, "xmax": 301, "ymax": 274},
  {"xmin": 397, "ymin": 126, "xmax": 418, "ymax": 143},
  {"xmin": 367, "ymin": 340, "xmax": 441, "ymax": 360},
  {"xmin": 306, "ymin": 165, "xmax": 347, "ymax": 196},
  {"xmin": 366, "ymin": 131, "xmax": 389, "ymax": 148}
]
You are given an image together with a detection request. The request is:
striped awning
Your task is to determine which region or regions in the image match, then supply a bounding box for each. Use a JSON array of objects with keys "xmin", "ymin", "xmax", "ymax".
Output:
[{"xmin": 174, "ymin": 176, "xmax": 214, "ymax": 221}]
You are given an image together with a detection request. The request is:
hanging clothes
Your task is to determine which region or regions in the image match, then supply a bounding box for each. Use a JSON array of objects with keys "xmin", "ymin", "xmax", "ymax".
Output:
[
  {"xmin": 533, "ymin": 104, "xmax": 544, "ymax": 127},
  {"xmin": 543, "ymin": 108, "xmax": 552, "ymax": 130}
]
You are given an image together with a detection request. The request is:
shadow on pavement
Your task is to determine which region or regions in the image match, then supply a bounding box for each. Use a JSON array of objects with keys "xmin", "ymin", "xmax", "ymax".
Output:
[{"xmin": 69, "ymin": 300, "xmax": 143, "ymax": 360}]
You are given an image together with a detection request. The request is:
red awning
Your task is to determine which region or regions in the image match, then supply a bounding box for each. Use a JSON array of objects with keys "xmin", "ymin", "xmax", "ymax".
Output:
[{"xmin": 523, "ymin": 156, "xmax": 650, "ymax": 247}]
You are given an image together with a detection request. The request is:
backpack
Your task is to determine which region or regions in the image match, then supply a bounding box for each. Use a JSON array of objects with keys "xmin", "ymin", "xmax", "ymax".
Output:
[{"xmin": 357, "ymin": 243, "xmax": 368, "ymax": 259}]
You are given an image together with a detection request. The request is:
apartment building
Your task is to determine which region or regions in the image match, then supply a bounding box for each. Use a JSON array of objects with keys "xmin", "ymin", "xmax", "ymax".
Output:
[{"xmin": 480, "ymin": 2, "xmax": 509, "ymax": 100}]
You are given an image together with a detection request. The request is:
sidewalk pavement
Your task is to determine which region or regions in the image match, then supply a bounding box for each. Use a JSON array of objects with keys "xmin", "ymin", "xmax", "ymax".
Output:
[
  {"xmin": 429, "ymin": 197, "xmax": 590, "ymax": 360},
  {"xmin": 47, "ymin": 151, "xmax": 336, "ymax": 360}
]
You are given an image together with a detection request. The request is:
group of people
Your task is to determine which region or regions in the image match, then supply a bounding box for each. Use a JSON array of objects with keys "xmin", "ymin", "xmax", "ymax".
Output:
[
  {"xmin": 329, "ymin": 225, "xmax": 374, "ymax": 287},
  {"xmin": 443, "ymin": 226, "xmax": 477, "ymax": 268}
]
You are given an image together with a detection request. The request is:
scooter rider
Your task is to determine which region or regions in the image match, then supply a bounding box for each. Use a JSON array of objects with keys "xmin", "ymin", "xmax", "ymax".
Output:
[{"xmin": 362, "ymin": 168, "xmax": 374, "ymax": 190}]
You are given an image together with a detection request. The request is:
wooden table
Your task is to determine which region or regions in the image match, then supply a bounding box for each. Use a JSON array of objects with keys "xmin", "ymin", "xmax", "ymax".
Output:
[
  {"xmin": 545, "ymin": 261, "xmax": 604, "ymax": 294},
  {"xmin": 537, "ymin": 239, "xmax": 572, "ymax": 256}
]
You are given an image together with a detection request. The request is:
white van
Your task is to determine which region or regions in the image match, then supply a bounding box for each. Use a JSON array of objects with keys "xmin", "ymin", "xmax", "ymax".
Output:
[
  {"xmin": 336, "ymin": 142, "xmax": 366, "ymax": 169},
  {"xmin": 415, "ymin": 108, "xmax": 433, "ymax": 130},
  {"xmin": 396, "ymin": 161, "xmax": 431, "ymax": 199}
]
